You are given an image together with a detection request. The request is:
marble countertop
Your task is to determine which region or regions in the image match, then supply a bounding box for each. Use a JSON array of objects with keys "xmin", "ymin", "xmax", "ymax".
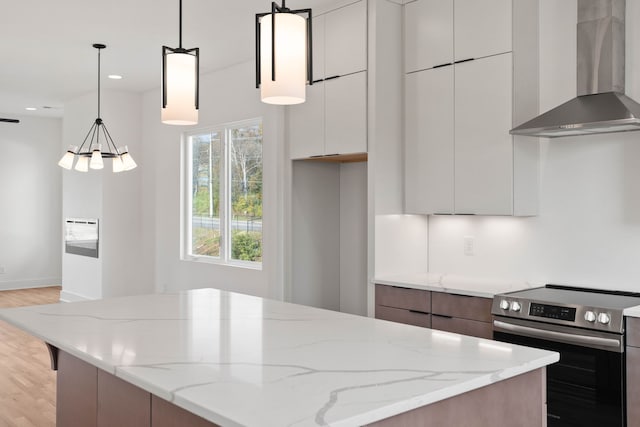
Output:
[
  {"xmin": 0, "ymin": 288, "xmax": 557, "ymax": 427},
  {"xmin": 374, "ymin": 272, "xmax": 540, "ymax": 298},
  {"xmin": 624, "ymin": 306, "xmax": 640, "ymax": 317}
]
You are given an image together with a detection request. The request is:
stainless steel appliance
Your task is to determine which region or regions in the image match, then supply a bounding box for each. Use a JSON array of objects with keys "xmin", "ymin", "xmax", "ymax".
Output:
[
  {"xmin": 492, "ymin": 284, "xmax": 640, "ymax": 426},
  {"xmin": 511, "ymin": 0, "xmax": 640, "ymax": 138}
]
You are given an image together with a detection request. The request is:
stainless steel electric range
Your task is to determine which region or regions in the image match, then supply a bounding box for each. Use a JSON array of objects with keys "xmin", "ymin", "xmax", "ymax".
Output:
[{"xmin": 492, "ymin": 284, "xmax": 640, "ymax": 427}]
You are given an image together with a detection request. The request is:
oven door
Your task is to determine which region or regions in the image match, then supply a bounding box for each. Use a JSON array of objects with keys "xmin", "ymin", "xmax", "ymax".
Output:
[{"xmin": 494, "ymin": 317, "xmax": 625, "ymax": 427}]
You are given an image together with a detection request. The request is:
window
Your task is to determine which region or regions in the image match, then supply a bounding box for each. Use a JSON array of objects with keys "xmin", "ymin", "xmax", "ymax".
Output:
[{"xmin": 183, "ymin": 118, "xmax": 263, "ymax": 267}]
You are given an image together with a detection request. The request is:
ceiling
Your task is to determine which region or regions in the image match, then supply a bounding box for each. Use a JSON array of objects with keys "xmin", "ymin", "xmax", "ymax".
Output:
[{"xmin": 0, "ymin": 0, "xmax": 336, "ymax": 119}]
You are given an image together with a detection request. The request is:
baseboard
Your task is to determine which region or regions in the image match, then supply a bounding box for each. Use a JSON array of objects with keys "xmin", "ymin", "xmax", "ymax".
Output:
[
  {"xmin": 0, "ymin": 277, "xmax": 61, "ymax": 292},
  {"xmin": 59, "ymin": 289, "xmax": 94, "ymax": 302}
]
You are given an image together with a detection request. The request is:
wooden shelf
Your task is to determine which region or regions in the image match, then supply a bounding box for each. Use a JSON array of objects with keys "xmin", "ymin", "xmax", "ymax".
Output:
[{"xmin": 300, "ymin": 152, "xmax": 368, "ymax": 163}]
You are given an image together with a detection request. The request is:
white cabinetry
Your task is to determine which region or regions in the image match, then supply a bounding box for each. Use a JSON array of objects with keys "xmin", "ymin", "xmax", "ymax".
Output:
[
  {"xmin": 325, "ymin": 73, "xmax": 367, "ymax": 156},
  {"xmin": 288, "ymin": 0, "xmax": 368, "ymax": 159},
  {"xmin": 324, "ymin": 0, "xmax": 367, "ymax": 78},
  {"xmin": 405, "ymin": 66, "xmax": 454, "ymax": 214},
  {"xmin": 454, "ymin": 54, "xmax": 513, "ymax": 214},
  {"xmin": 405, "ymin": 0, "xmax": 512, "ymax": 73},
  {"xmin": 404, "ymin": 0, "xmax": 538, "ymax": 216}
]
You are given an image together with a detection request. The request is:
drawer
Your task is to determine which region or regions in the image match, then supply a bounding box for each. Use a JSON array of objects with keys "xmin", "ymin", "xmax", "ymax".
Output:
[
  {"xmin": 375, "ymin": 305, "xmax": 431, "ymax": 328},
  {"xmin": 375, "ymin": 284, "xmax": 431, "ymax": 313},
  {"xmin": 431, "ymin": 292, "xmax": 492, "ymax": 322},
  {"xmin": 627, "ymin": 317, "xmax": 640, "ymax": 347},
  {"xmin": 431, "ymin": 315, "xmax": 493, "ymax": 340}
]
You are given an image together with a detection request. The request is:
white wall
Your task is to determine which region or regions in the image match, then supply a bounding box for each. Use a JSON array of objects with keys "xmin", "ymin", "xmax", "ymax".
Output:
[
  {"xmin": 289, "ymin": 161, "xmax": 368, "ymax": 314},
  {"xmin": 291, "ymin": 161, "xmax": 341, "ymax": 310},
  {"xmin": 340, "ymin": 162, "xmax": 368, "ymax": 315},
  {"xmin": 142, "ymin": 61, "xmax": 286, "ymax": 300},
  {"xmin": 0, "ymin": 115, "xmax": 62, "ymax": 290},
  {"xmin": 62, "ymin": 90, "xmax": 150, "ymax": 301},
  {"xmin": 427, "ymin": 0, "xmax": 640, "ymax": 292}
]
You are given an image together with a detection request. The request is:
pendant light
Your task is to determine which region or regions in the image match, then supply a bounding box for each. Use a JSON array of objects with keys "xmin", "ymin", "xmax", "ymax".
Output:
[
  {"xmin": 255, "ymin": 1, "xmax": 312, "ymax": 105},
  {"xmin": 162, "ymin": 0, "xmax": 199, "ymax": 125},
  {"xmin": 58, "ymin": 44, "xmax": 137, "ymax": 173}
]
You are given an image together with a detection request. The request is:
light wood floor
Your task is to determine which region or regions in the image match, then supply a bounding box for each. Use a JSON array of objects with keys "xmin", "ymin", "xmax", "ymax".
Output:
[{"xmin": 0, "ymin": 287, "xmax": 60, "ymax": 427}]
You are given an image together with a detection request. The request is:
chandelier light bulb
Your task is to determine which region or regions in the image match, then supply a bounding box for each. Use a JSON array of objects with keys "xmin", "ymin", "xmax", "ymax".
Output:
[
  {"xmin": 74, "ymin": 156, "xmax": 89, "ymax": 172},
  {"xmin": 120, "ymin": 146, "xmax": 137, "ymax": 171},
  {"xmin": 90, "ymin": 144, "xmax": 104, "ymax": 170},
  {"xmin": 112, "ymin": 155, "xmax": 125, "ymax": 173},
  {"xmin": 58, "ymin": 145, "xmax": 78, "ymax": 170}
]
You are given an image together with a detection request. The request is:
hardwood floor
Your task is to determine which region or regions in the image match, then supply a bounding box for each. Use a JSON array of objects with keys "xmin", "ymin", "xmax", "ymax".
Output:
[{"xmin": 0, "ymin": 287, "xmax": 60, "ymax": 427}]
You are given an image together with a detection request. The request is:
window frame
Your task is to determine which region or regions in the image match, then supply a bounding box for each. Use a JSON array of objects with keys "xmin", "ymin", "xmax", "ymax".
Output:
[{"xmin": 181, "ymin": 117, "xmax": 263, "ymax": 270}]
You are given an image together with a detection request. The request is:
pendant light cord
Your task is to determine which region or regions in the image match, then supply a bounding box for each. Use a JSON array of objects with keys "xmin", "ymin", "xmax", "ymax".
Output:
[
  {"xmin": 97, "ymin": 47, "xmax": 101, "ymax": 119},
  {"xmin": 179, "ymin": 0, "xmax": 183, "ymax": 48}
]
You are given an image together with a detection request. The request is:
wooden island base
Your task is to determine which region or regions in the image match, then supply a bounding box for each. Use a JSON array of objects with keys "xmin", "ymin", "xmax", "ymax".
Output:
[{"xmin": 54, "ymin": 349, "xmax": 546, "ymax": 427}]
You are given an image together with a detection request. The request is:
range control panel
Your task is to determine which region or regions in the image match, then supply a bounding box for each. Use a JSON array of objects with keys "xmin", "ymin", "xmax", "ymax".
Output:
[{"xmin": 529, "ymin": 303, "xmax": 576, "ymax": 322}]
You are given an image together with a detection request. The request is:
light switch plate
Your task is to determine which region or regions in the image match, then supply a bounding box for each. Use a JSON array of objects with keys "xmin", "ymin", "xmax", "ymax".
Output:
[{"xmin": 463, "ymin": 236, "xmax": 475, "ymax": 256}]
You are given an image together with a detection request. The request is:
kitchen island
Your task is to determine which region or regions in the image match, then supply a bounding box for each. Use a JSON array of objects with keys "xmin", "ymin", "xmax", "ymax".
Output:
[{"xmin": 0, "ymin": 288, "xmax": 557, "ymax": 426}]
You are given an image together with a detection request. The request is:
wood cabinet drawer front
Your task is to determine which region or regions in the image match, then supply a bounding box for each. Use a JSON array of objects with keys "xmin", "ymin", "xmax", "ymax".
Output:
[
  {"xmin": 375, "ymin": 305, "xmax": 431, "ymax": 328},
  {"xmin": 431, "ymin": 315, "xmax": 493, "ymax": 340},
  {"xmin": 627, "ymin": 317, "xmax": 640, "ymax": 347},
  {"xmin": 431, "ymin": 292, "xmax": 492, "ymax": 322},
  {"xmin": 375, "ymin": 284, "xmax": 430, "ymax": 312}
]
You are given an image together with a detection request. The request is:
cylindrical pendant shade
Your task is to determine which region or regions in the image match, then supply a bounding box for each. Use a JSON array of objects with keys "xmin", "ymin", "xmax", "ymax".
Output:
[
  {"xmin": 162, "ymin": 52, "xmax": 198, "ymax": 125},
  {"xmin": 260, "ymin": 13, "xmax": 307, "ymax": 105}
]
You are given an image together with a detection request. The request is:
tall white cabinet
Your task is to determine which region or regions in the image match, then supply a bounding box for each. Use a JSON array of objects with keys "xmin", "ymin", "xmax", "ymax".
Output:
[
  {"xmin": 404, "ymin": 0, "xmax": 539, "ymax": 216},
  {"xmin": 288, "ymin": 0, "xmax": 368, "ymax": 159}
]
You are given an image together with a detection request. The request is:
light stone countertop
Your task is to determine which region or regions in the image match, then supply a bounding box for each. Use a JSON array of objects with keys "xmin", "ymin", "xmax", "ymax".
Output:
[
  {"xmin": 624, "ymin": 305, "xmax": 640, "ymax": 317},
  {"xmin": 0, "ymin": 288, "xmax": 557, "ymax": 427},
  {"xmin": 374, "ymin": 272, "xmax": 541, "ymax": 298}
]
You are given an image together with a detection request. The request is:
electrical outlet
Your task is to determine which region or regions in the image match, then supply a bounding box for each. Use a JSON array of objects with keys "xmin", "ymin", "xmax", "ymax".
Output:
[
  {"xmin": 0, "ymin": 266, "xmax": 5, "ymax": 274},
  {"xmin": 463, "ymin": 236, "xmax": 475, "ymax": 256}
]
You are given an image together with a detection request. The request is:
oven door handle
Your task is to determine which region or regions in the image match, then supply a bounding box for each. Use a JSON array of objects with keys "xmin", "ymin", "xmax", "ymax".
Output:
[{"xmin": 493, "ymin": 320, "xmax": 622, "ymax": 349}]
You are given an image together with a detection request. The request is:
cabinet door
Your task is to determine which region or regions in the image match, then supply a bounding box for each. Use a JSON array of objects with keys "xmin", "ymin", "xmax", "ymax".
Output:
[
  {"xmin": 97, "ymin": 370, "xmax": 151, "ymax": 427},
  {"xmin": 454, "ymin": 53, "xmax": 513, "ymax": 215},
  {"xmin": 431, "ymin": 292, "xmax": 492, "ymax": 322},
  {"xmin": 405, "ymin": 66, "xmax": 454, "ymax": 214},
  {"xmin": 311, "ymin": 13, "xmax": 325, "ymax": 81},
  {"xmin": 325, "ymin": 0, "xmax": 367, "ymax": 77},
  {"xmin": 431, "ymin": 315, "xmax": 493, "ymax": 339},
  {"xmin": 325, "ymin": 72, "xmax": 367, "ymax": 155},
  {"xmin": 454, "ymin": 0, "xmax": 512, "ymax": 62},
  {"xmin": 288, "ymin": 81, "xmax": 325, "ymax": 159},
  {"xmin": 57, "ymin": 351, "xmax": 98, "ymax": 427},
  {"xmin": 376, "ymin": 305, "xmax": 431, "ymax": 328},
  {"xmin": 628, "ymin": 346, "xmax": 640, "ymax": 425},
  {"xmin": 375, "ymin": 284, "xmax": 431, "ymax": 313},
  {"xmin": 405, "ymin": 0, "xmax": 453, "ymax": 73}
]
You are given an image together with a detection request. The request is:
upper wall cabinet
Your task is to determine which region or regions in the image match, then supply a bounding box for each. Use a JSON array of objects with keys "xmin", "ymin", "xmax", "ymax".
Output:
[
  {"xmin": 324, "ymin": 0, "xmax": 367, "ymax": 78},
  {"xmin": 405, "ymin": 0, "xmax": 512, "ymax": 74},
  {"xmin": 288, "ymin": 0, "xmax": 368, "ymax": 159},
  {"xmin": 404, "ymin": 0, "xmax": 539, "ymax": 216}
]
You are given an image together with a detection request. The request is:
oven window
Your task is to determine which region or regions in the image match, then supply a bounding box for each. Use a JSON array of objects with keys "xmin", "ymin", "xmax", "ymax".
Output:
[{"xmin": 494, "ymin": 331, "xmax": 624, "ymax": 427}]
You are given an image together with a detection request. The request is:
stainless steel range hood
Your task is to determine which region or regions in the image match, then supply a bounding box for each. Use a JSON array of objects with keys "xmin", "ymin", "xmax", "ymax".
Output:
[{"xmin": 511, "ymin": 0, "xmax": 640, "ymax": 137}]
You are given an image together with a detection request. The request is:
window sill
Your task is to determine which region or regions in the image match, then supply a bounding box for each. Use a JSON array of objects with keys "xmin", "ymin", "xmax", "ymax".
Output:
[{"xmin": 182, "ymin": 255, "xmax": 263, "ymax": 271}]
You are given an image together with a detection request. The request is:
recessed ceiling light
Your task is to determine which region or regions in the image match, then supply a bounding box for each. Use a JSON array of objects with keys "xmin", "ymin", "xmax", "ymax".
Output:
[
  {"xmin": 108, "ymin": 74, "xmax": 123, "ymax": 80},
  {"xmin": 25, "ymin": 107, "xmax": 37, "ymax": 111}
]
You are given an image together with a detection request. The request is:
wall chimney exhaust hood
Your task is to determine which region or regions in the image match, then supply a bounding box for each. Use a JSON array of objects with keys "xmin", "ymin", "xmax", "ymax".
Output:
[{"xmin": 511, "ymin": 0, "xmax": 640, "ymax": 138}]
